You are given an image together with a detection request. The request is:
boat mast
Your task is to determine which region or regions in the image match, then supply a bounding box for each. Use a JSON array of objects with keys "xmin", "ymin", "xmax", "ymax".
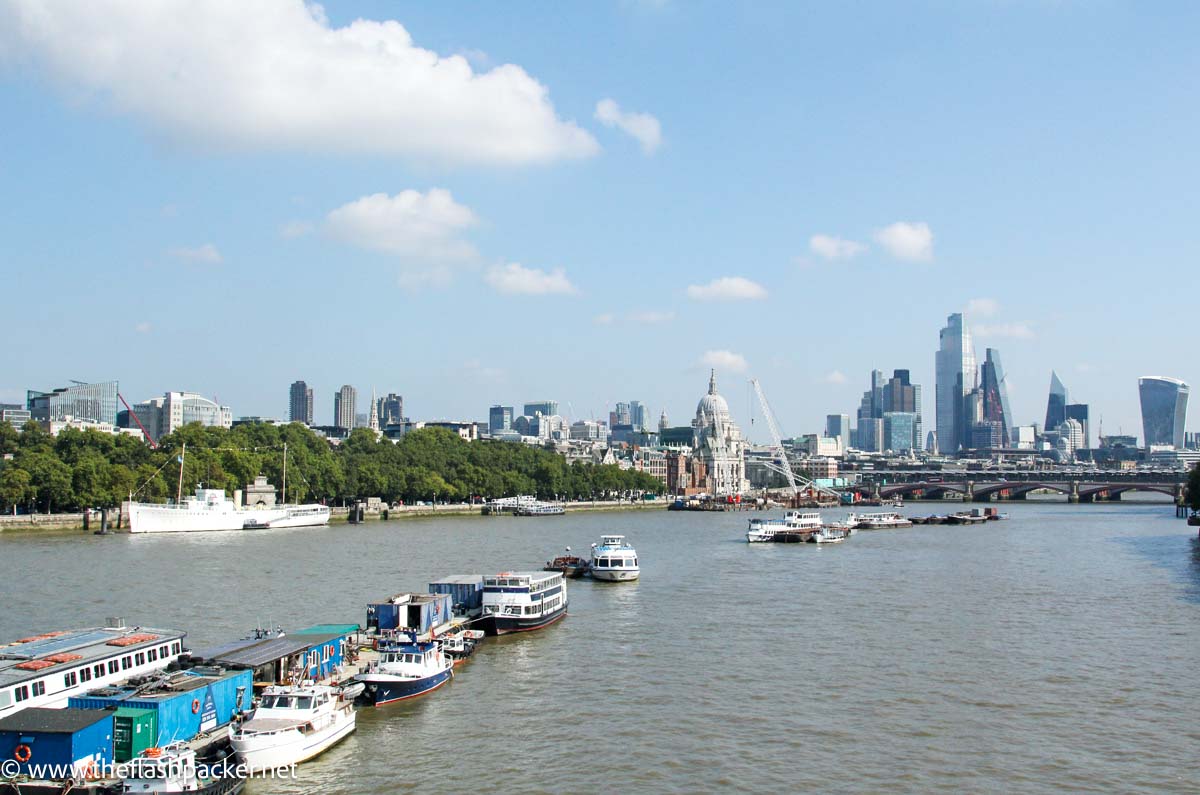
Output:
[
  {"xmin": 176, "ymin": 442, "xmax": 186, "ymax": 504},
  {"xmin": 282, "ymin": 442, "xmax": 287, "ymax": 505}
]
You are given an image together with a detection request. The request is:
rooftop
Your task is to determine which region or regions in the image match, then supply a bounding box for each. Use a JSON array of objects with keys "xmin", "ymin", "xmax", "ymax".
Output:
[
  {"xmin": 0, "ymin": 707, "xmax": 112, "ymax": 734},
  {"xmin": 0, "ymin": 625, "xmax": 186, "ymax": 689}
]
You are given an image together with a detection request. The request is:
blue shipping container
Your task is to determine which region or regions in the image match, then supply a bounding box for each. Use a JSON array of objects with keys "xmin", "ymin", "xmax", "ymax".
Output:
[
  {"xmin": 0, "ymin": 708, "xmax": 113, "ymax": 776},
  {"xmin": 367, "ymin": 593, "xmax": 453, "ymax": 633},
  {"xmin": 69, "ymin": 668, "xmax": 252, "ymax": 746},
  {"xmin": 429, "ymin": 575, "xmax": 484, "ymax": 615}
]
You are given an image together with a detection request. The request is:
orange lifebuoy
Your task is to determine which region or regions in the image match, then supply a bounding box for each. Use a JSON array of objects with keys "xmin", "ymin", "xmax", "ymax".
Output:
[
  {"xmin": 13, "ymin": 744, "xmax": 31, "ymax": 763},
  {"xmin": 191, "ymin": 699, "xmax": 200, "ymax": 714},
  {"xmin": 144, "ymin": 747, "xmax": 162, "ymax": 758}
]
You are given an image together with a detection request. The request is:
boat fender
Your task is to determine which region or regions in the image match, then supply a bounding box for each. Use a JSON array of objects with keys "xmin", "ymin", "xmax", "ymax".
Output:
[
  {"xmin": 13, "ymin": 744, "xmax": 31, "ymax": 763},
  {"xmin": 191, "ymin": 698, "xmax": 201, "ymax": 714}
]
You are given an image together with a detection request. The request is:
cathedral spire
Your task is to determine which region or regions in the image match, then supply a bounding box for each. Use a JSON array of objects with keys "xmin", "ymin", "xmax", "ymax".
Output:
[
  {"xmin": 708, "ymin": 369, "xmax": 717, "ymax": 396},
  {"xmin": 368, "ymin": 387, "xmax": 379, "ymax": 432}
]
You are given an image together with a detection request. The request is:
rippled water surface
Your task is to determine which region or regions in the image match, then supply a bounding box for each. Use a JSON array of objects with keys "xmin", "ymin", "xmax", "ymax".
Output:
[{"xmin": 2, "ymin": 501, "xmax": 1198, "ymax": 793}]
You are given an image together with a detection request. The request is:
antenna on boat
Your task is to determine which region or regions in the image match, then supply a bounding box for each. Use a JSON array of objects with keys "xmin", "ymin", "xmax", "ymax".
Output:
[
  {"xmin": 282, "ymin": 442, "xmax": 288, "ymax": 505},
  {"xmin": 176, "ymin": 443, "xmax": 186, "ymax": 504}
]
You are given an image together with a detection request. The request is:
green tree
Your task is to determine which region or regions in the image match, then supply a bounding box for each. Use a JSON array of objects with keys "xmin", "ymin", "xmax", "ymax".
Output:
[{"xmin": 0, "ymin": 464, "xmax": 31, "ymax": 514}]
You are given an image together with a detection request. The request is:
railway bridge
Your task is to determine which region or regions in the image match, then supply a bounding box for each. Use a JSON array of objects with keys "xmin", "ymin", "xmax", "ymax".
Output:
[{"xmin": 850, "ymin": 471, "xmax": 1187, "ymax": 503}]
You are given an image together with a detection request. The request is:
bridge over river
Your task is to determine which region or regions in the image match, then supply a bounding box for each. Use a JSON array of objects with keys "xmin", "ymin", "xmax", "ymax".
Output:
[{"xmin": 849, "ymin": 470, "xmax": 1188, "ymax": 503}]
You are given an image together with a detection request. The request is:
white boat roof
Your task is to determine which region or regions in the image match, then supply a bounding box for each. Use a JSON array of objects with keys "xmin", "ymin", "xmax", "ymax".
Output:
[{"xmin": 0, "ymin": 625, "xmax": 186, "ymax": 689}]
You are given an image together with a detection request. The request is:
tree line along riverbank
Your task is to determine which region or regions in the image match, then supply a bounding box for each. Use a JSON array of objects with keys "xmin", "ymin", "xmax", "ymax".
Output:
[{"xmin": 0, "ymin": 420, "xmax": 663, "ymax": 515}]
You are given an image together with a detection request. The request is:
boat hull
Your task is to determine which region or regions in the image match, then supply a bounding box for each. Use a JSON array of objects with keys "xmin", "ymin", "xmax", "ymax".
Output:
[
  {"xmin": 591, "ymin": 568, "xmax": 640, "ymax": 581},
  {"xmin": 230, "ymin": 712, "xmax": 356, "ymax": 773},
  {"xmin": 483, "ymin": 604, "xmax": 568, "ymax": 636},
  {"xmin": 357, "ymin": 668, "xmax": 452, "ymax": 705}
]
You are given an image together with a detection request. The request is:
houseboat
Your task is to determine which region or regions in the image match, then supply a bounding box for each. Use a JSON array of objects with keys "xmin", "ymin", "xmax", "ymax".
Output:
[
  {"xmin": 229, "ymin": 683, "xmax": 356, "ymax": 771},
  {"xmin": 746, "ymin": 511, "xmax": 823, "ymax": 542},
  {"xmin": 0, "ymin": 620, "xmax": 186, "ymax": 720},
  {"xmin": 354, "ymin": 637, "xmax": 453, "ymax": 705},
  {"xmin": 848, "ymin": 512, "xmax": 914, "ymax": 530},
  {"xmin": 590, "ymin": 535, "xmax": 640, "ymax": 581},
  {"xmin": 480, "ymin": 572, "xmax": 568, "ymax": 634}
]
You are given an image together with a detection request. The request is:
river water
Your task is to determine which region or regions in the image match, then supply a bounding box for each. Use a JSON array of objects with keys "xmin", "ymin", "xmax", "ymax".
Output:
[{"xmin": 2, "ymin": 501, "xmax": 1198, "ymax": 793}]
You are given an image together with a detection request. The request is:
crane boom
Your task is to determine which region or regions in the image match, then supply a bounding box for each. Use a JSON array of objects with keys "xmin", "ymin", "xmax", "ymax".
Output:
[{"xmin": 751, "ymin": 379, "xmax": 799, "ymax": 498}]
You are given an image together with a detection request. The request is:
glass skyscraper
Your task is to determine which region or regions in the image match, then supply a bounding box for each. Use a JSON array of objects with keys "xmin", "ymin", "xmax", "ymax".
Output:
[
  {"xmin": 935, "ymin": 314, "xmax": 977, "ymax": 455},
  {"xmin": 1138, "ymin": 376, "xmax": 1189, "ymax": 448},
  {"xmin": 979, "ymin": 348, "xmax": 1013, "ymax": 447},
  {"xmin": 1044, "ymin": 371, "xmax": 1068, "ymax": 432},
  {"xmin": 289, "ymin": 380, "xmax": 313, "ymax": 425},
  {"xmin": 489, "ymin": 405, "xmax": 513, "ymax": 434},
  {"xmin": 27, "ymin": 381, "xmax": 119, "ymax": 425}
]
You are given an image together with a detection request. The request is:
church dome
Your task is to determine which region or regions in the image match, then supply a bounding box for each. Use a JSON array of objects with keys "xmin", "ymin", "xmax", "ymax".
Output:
[{"xmin": 695, "ymin": 371, "xmax": 730, "ymax": 421}]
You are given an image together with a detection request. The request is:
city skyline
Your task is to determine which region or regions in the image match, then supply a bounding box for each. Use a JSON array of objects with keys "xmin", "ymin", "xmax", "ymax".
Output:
[{"xmin": 1, "ymin": 2, "xmax": 1197, "ymax": 440}]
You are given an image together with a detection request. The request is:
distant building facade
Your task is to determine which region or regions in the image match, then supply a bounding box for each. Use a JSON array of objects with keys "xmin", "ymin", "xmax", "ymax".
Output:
[
  {"xmin": 935, "ymin": 313, "xmax": 977, "ymax": 455},
  {"xmin": 28, "ymin": 381, "xmax": 119, "ymax": 426},
  {"xmin": 1044, "ymin": 371, "xmax": 1068, "ymax": 435},
  {"xmin": 1138, "ymin": 376, "xmax": 1188, "ymax": 448},
  {"xmin": 334, "ymin": 385, "xmax": 357, "ymax": 431},
  {"xmin": 979, "ymin": 349, "xmax": 1013, "ymax": 446},
  {"xmin": 523, "ymin": 401, "xmax": 558, "ymax": 418},
  {"xmin": 124, "ymin": 391, "xmax": 233, "ymax": 441},
  {"xmin": 289, "ymin": 380, "xmax": 314, "ymax": 425},
  {"xmin": 489, "ymin": 405, "xmax": 514, "ymax": 434},
  {"xmin": 692, "ymin": 371, "xmax": 747, "ymax": 495}
]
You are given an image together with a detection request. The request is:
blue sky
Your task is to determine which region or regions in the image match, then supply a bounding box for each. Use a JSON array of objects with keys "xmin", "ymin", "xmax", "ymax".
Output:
[{"xmin": 1, "ymin": 0, "xmax": 1196, "ymax": 442}]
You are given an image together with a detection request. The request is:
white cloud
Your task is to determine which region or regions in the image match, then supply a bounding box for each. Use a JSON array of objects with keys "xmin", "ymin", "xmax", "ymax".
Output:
[
  {"xmin": 279, "ymin": 220, "xmax": 313, "ymax": 239},
  {"xmin": 975, "ymin": 322, "xmax": 1036, "ymax": 340},
  {"xmin": 167, "ymin": 243, "xmax": 222, "ymax": 264},
  {"xmin": 0, "ymin": 0, "xmax": 597, "ymax": 165},
  {"xmin": 966, "ymin": 297, "xmax": 1000, "ymax": 317},
  {"xmin": 700, "ymin": 349, "xmax": 748, "ymax": 374},
  {"xmin": 485, "ymin": 263, "xmax": 577, "ymax": 296},
  {"xmin": 809, "ymin": 234, "xmax": 867, "ymax": 261},
  {"xmin": 594, "ymin": 313, "xmax": 615, "ymax": 325},
  {"xmin": 627, "ymin": 310, "xmax": 675, "ymax": 325},
  {"xmin": 324, "ymin": 189, "xmax": 477, "ymax": 262},
  {"xmin": 874, "ymin": 221, "xmax": 934, "ymax": 262},
  {"xmin": 822, "ymin": 370, "xmax": 848, "ymax": 385},
  {"xmin": 134, "ymin": 321, "xmax": 152, "ymax": 334},
  {"xmin": 594, "ymin": 98, "xmax": 662, "ymax": 155},
  {"xmin": 686, "ymin": 276, "xmax": 767, "ymax": 302}
]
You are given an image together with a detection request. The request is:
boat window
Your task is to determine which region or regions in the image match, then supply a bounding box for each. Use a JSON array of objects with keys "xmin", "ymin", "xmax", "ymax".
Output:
[
  {"xmin": 108, "ymin": 660, "xmax": 119, "ymax": 675},
  {"xmin": 63, "ymin": 672, "xmax": 77, "ymax": 687},
  {"xmin": 32, "ymin": 681, "xmax": 45, "ymax": 696},
  {"xmin": 633, "ymin": 559, "xmax": 637, "ymax": 566},
  {"xmin": 135, "ymin": 652, "xmax": 146, "ymax": 666},
  {"xmin": 121, "ymin": 656, "xmax": 132, "ymax": 670},
  {"xmin": 14, "ymin": 686, "xmax": 28, "ymax": 702},
  {"xmin": 0, "ymin": 691, "xmax": 9, "ymax": 708},
  {"xmin": 260, "ymin": 696, "xmax": 277, "ymax": 708},
  {"xmin": 94, "ymin": 664, "xmax": 104, "ymax": 679},
  {"xmin": 148, "ymin": 648, "xmax": 157, "ymax": 662},
  {"xmin": 295, "ymin": 697, "xmax": 313, "ymax": 709},
  {"xmin": 80, "ymin": 667, "xmax": 91, "ymax": 683}
]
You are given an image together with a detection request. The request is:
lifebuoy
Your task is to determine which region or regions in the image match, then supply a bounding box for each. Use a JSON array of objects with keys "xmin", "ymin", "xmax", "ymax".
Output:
[
  {"xmin": 191, "ymin": 699, "xmax": 200, "ymax": 714},
  {"xmin": 13, "ymin": 744, "xmax": 31, "ymax": 763}
]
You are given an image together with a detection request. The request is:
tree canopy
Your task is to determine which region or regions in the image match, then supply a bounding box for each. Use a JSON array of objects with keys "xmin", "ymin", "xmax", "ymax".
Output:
[
  {"xmin": 1187, "ymin": 462, "xmax": 1200, "ymax": 512},
  {"xmin": 0, "ymin": 421, "xmax": 661, "ymax": 513}
]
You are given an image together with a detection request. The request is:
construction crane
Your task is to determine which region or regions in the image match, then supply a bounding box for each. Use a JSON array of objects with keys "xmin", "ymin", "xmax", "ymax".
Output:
[{"xmin": 750, "ymin": 379, "xmax": 840, "ymax": 502}]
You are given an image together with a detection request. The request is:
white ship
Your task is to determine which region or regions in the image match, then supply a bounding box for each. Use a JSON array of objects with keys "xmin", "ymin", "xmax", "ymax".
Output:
[
  {"xmin": 126, "ymin": 443, "xmax": 330, "ymax": 533},
  {"xmin": 590, "ymin": 535, "xmax": 640, "ymax": 581},
  {"xmin": 746, "ymin": 510, "xmax": 823, "ymax": 542}
]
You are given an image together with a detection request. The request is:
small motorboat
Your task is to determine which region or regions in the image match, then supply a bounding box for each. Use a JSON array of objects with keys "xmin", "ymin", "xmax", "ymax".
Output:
[
  {"xmin": 120, "ymin": 742, "xmax": 245, "ymax": 794},
  {"xmin": 544, "ymin": 547, "xmax": 591, "ymax": 577},
  {"xmin": 335, "ymin": 681, "xmax": 365, "ymax": 701},
  {"xmin": 229, "ymin": 683, "xmax": 356, "ymax": 772},
  {"xmin": 808, "ymin": 527, "xmax": 848, "ymax": 544},
  {"xmin": 439, "ymin": 628, "xmax": 486, "ymax": 664}
]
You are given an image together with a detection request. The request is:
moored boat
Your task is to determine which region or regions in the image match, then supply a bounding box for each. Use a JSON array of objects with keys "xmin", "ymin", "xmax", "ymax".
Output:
[
  {"xmin": 354, "ymin": 637, "xmax": 453, "ymax": 705},
  {"xmin": 229, "ymin": 683, "xmax": 356, "ymax": 772},
  {"xmin": 590, "ymin": 535, "xmax": 640, "ymax": 581},
  {"xmin": 439, "ymin": 628, "xmax": 486, "ymax": 665},
  {"xmin": 746, "ymin": 511, "xmax": 822, "ymax": 542},
  {"xmin": 848, "ymin": 512, "xmax": 913, "ymax": 530},
  {"xmin": 121, "ymin": 743, "xmax": 245, "ymax": 794},
  {"xmin": 479, "ymin": 571, "xmax": 568, "ymax": 635},
  {"xmin": 807, "ymin": 526, "xmax": 848, "ymax": 544},
  {"xmin": 544, "ymin": 547, "xmax": 591, "ymax": 577}
]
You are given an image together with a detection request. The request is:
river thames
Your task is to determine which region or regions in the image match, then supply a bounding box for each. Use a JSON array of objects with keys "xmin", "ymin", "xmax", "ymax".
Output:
[{"xmin": 2, "ymin": 501, "xmax": 1197, "ymax": 793}]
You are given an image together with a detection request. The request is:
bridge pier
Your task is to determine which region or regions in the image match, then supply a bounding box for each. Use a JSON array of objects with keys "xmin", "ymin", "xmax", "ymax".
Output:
[
  {"xmin": 1068, "ymin": 480, "xmax": 1080, "ymax": 504},
  {"xmin": 966, "ymin": 480, "xmax": 976, "ymax": 502}
]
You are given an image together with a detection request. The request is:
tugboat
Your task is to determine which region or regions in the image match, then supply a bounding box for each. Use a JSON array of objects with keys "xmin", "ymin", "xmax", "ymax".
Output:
[
  {"xmin": 355, "ymin": 634, "xmax": 453, "ymax": 705},
  {"xmin": 544, "ymin": 547, "xmax": 591, "ymax": 577},
  {"xmin": 229, "ymin": 683, "xmax": 356, "ymax": 771},
  {"xmin": 119, "ymin": 743, "xmax": 245, "ymax": 794}
]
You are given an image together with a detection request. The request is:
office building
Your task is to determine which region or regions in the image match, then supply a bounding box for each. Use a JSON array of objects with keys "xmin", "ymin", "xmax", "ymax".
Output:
[
  {"xmin": 523, "ymin": 401, "xmax": 558, "ymax": 418},
  {"xmin": 630, "ymin": 401, "xmax": 648, "ymax": 431},
  {"xmin": 489, "ymin": 405, "xmax": 514, "ymax": 434},
  {"xmin": 1138, "ymin": 376, "xmax": 1189, "ymax": 448},
  {"xmin": 858, "ymin": 417, "xmax": 884, "ymax": 453},
  {"xmin": 1064, "ymin": 403, "xmax": 1090, "ymax": 450},
  {"xmin": 825, "ymin": 414, "xmax": 851, "ymax": 450},
  {"xmin": 334, "ymin": 385, "xmax": 357, "ymax": 431},
  {"xmin": 1044, "ymin": 371, "xmax": 1068, "ymax": 434},
  {"xmin": 935, "ymin": 313, "xmax": 977, "ymax": 455},
  {"xmin": 883, "ymin": 412, "xmax": 917, "ymax": 453},
  {"xmin": 882, "ymin": 369, "xmax": 922, "ymax": 450},
  {"xmin": 970, "ymin": 420, "xmax": 1004, "ymax": 450},
  {"xmin": 611, "ymin": 402, "xmax": 632, "ymax": 428},
  {"xmin": 288, "ymin": 380, "xmax": 313, "ymax": 425},
  {"xmin": 377, "ymin": 393, "xmax": 404, "ymax": 426},
  {"xmin": 124, "ymin": 391, "xmax": 233, "ymax": 441},
  {"xmin": 979, "ymin": 349, "xmax": 1013, "ymax": 446},
  {"xmin": 27, "ymin": 381, "xmax": 119, "ymax": 426}
]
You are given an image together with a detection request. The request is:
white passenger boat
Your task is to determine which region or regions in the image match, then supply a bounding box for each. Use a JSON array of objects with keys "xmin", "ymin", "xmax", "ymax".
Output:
[
  {"xmin": 590, "ymin": 535, "xmax": 640, "ymax": 581},
  {"xmin": 848, "ymin": 512, "xmax": 913, "ymax": 530},
  {"xmin": 807, "ymin": 526, "xmax": 848, "ymax": 544},
  {"xmin": 229, "ymin": 683, "xmax": 355, "ymax": 772},
  {"xmin": 480, "ymin": 571, "xmax": 568, "ymax": 634},
  {"xmin": 746, "ymin": 511, "xmax": 823, "ymax": 542}
]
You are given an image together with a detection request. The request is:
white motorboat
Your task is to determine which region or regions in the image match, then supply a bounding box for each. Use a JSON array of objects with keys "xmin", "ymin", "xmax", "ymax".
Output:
[
  {"xmin": 590, "ymin": 535, "xmax": 640, "ymax": 581},
  {"xmin": 807, "ymin": 526, "xmax": 848, "ymax": 544},
  {"xmin": 229, "ymin": 683, "xmax": 356, "ymax": 772},
  {"xmin": 121, "ymin": 743, "xmax": 245, "ymax": 794},
  {"xmin": 354, "ymin": 637, "xmax": 453, "ymax": 704},
  {"xmin": 746, "ymin": 511, "xmax": 823, "ymax": 542}
]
